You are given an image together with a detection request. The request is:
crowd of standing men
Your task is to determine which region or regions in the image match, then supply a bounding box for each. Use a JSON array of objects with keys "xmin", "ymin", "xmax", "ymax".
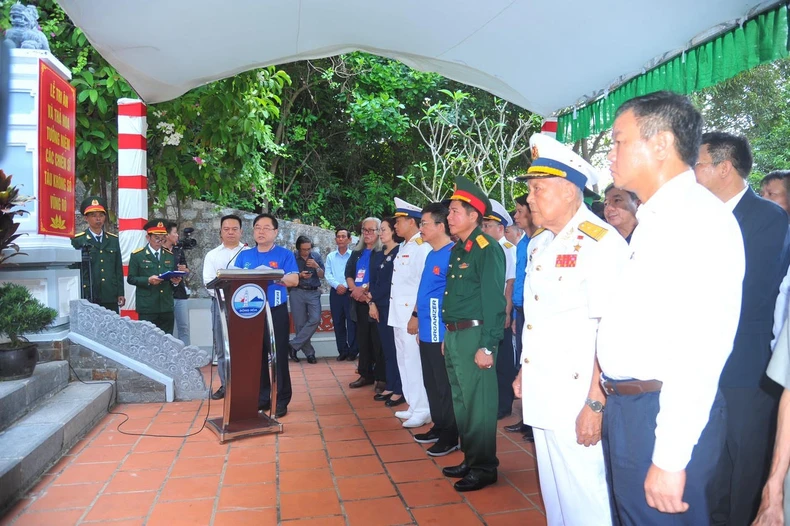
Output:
[{"xmin": 71, "ymin": 89, "xmax": 790, "ymax": 524}]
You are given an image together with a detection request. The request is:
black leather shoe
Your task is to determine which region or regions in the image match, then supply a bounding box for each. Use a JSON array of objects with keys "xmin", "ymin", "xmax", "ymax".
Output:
[
  {"xmin": 258, "ymin": 400, "xmax": 271, "ymax": 412},
  {"xmin": 442, "ymin": 462, "xmax": 470, "ymax": 479},
  {"xmin": 523, "ymin": 426, "xmax": 535, "ymax": 443},
  {"xmin": 454, "ymin": 470, "xmax": 497, "ymax": 492},
  {"xmin": 374, "ymin": 381, "xmax": 387, "ymax": 394},
  {"xmin": 374, "ymin": 392, "xmax": 393, "ymax": 401},
  {"xmin": 349, "ymin": 376, "xmax": 374, "ymax": 388},
  {"xmin": 210, "ymin": 386, "xmax": 225, "ymax": 400},
  {"xmin": 385, "ymin": 396, "xmax": 406, "ymax": 407},
  {"xmin": 289, "ymin": 346, "xmax": 300, "ymax": 363},
  {"xmin": 307, "ymin": 355, "xmax": 317, "ymax": 364},
  {"xmin": 275, "ymin": 406, "xmax": 287, "ymax": 418},
  {"xmin": 336, "ymin": 354, "xmax": 347, "ymax": 361},
  {"xmin": 504, "ymin": 420, "xmax": 528, "ymax": 433}
]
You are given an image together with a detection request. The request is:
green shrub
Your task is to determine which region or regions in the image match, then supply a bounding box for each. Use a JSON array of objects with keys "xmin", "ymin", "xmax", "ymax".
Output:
[{"xmin": 0, "ymin": 283, "xmax": 58, "ymax": 347}]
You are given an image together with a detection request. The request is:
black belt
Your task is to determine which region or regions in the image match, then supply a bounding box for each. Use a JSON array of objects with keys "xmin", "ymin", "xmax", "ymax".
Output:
[
  {"xmin": 445, "ymin": 320, "xmax": 483, "ymax": 332},
  {"xmin": 601, "ymin": 379, "xmax": 663, "ymax": 396},
  {"xmin": 514, "ymin": 306, "xmax": 524, "ymax": 313},
  {"xmin": 297, "ymin": 285, "xmax": 319, "ymax": 291}
]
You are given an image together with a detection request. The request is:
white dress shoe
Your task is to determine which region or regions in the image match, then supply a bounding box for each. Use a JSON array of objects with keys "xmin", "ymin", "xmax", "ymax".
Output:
[
  {"xmin": 402, "ymin": 414, "xmax": 431, "ymax": 428},
  {"xmin": 394, "ymin": 410, "xmax": 413, "ymax": 420}
]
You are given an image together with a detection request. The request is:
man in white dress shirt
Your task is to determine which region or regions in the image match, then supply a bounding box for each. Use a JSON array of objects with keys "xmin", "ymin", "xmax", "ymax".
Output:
[
  {"xmin": 390, "ymin": 197, "xmax": 433, "ymax": 428},
  {"xmin": 597, "ymin": 91, "xmax": 745, "ymax": 524},
  {"xmin": 514, "ymin": 133, "xmax": 629, "ymax": 526},
  {"xmin": 203, "ymin": 214, "xmax": 248, "ymax": 400}
]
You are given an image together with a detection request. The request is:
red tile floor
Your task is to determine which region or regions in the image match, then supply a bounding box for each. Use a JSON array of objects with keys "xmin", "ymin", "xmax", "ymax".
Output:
[{"xmin": 1, "ymin": 358, "xmax": 546, "ymax": 525}]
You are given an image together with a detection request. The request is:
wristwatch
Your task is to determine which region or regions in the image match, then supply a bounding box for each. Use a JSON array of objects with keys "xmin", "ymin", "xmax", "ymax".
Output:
[
  {"xmin": 411, "ymin": 311, "xmax": 418, "ymax": 318},
  {"xmin": 482, "ymin": 348, "xmax": 493, "ymax": 356},
  {"xmin": 585, "ymin": 398, "xmax": 604, "ymax": 413}
]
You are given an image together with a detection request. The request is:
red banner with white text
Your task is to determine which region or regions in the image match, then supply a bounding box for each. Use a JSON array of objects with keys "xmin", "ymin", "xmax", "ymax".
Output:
[{"xmin": 37, "ymin": 60, "xmax": 76, "ymax": 237}]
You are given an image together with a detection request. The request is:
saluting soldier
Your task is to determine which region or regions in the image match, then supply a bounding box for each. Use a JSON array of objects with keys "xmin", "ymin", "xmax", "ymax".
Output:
[
  {"xmin": 514, "ymin": 133, "xmax": 629, "ymax": 525},
  {"xmin": 71, "ymin": 196, "xmax": 125, "ymax": 313},
  {"xmin": 127, "ymin": 219, "xmax": 181, "ymax": 334},
  {"xmin": 441, "ymin": 176, "xmax": 506, "ymax": 492}
]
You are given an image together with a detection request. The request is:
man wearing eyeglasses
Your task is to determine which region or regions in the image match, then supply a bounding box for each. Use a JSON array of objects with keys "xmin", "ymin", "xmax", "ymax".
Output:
[{"xmin": 234, "ymin": 213, "xmax": 299, "ymax": 418}]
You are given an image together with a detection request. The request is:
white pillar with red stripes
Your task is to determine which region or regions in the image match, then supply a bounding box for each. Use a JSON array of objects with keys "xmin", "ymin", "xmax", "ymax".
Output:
[
  {"xmin": 541, "ymin": 117, "xmax": 558, "ymax": 139},
  {"xmin": 117, "ymin": 98, "xmax": 148, "ymax": 319}
]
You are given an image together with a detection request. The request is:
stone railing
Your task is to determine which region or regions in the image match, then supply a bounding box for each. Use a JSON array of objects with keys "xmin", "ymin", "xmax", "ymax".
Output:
[{"xmin": 68, "ymin": 300, "xmax": 211, "ymax": 400}]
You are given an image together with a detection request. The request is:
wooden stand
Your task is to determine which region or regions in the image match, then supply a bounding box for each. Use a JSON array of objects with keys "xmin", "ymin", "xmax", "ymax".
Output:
[{"xmin": 205, "ymin": 268, "xmax": 285, "ymax": 442}]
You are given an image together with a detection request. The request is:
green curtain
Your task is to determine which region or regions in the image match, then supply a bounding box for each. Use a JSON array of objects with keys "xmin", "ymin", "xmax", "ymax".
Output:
[{"xmin": 557, "ymin": 5, "xmax": 789, "ymax": 143}]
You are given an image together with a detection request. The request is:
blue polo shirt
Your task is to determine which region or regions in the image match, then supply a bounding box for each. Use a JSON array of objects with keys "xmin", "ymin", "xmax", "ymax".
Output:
[
  {"xmin": 417, "ymin": 242, "xmax": 453, "ymax": 343},
  {"xmin": 354, "ymin": 249, "xmax": 372, "ymax": 286},
  {"xmin": 513, "ymin": 234, "xmax": 529, "ymax": 308},
  {"xmin": 234, "ymin": 245, "xmax": 298, "ymax": 307}
]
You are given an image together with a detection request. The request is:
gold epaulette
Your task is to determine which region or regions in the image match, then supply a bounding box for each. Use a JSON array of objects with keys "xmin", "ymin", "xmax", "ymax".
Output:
[
  {"xmin": 531, "ymin": 228, "xmax": 546, "ymax": 238},
  {"xmin": 74, "ymin": 231, "xmax": 86, "ymax": 237},
  {"xmin": 163, "ymin": 248, "xmax": 173, "ymax": 254},
  {"xmin": 132, "ymin": 247, "xmax": 145, "ymax": 254},
  {"xmin": 578, "ymin": 221, "xmax": 608, "ymax": 241},
  {"xmin": 415, "ymin": 237, "xmax": 424, "ymax": 245},
  {"xmin": 475, "ymin": 235, "xmax": 489, "ymax": 249},
  {"xmin": 503, "ymin": 241, "xmax": 514, "ymax": 249},
  {"xmin": 106, "ymin": 232, "xmax": 118, "ymax": 237}
]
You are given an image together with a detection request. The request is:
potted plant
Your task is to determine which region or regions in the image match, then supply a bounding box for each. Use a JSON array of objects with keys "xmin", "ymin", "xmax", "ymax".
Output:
[
  {"xmin": 0, "ymin": 169, "xmax": 54, "ymax": 380},
  {"xmin": 0, "ymin": 283, "xmax": 57, "ymax": 380},
  {"xmin": 0, "ymin": 169, "xmax": 34, "ymax": 265}
]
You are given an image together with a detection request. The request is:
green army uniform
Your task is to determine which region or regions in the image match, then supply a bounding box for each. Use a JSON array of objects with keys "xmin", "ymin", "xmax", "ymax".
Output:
[
  {"xmin": 71, "ymin": 196, "xmax": 124, "ymax": 313},
  {"xmin": 444, "ymin": 178, "xmax": 506, "ymax": 477},
  {"xmin": 127, "ymin": 244, "xmax": 177, "ymax": 334}
]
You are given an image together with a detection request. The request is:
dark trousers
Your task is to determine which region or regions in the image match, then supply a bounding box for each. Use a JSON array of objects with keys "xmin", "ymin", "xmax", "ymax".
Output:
[
  {"xmin": 514, "ymin": 307, "xmax": 524, "ymax": 362},
  {"xmin": 330, "ymin": 288, "xmax": 357, "ymax": 357},
  {"xmin": 495, "ymin": 328, "xmax": 518, "ymax": 417},
  {"xmin": 290, "ymin": 288, "xmax": 321, "ymax": 357},
  {"xmin": 260, "ymin": 304, "xmax": 292, "ymax": 409},
  {"xmin": 139, "ymin": 311, "xmax": 174, "ymax": 335},
  {"xmin": 710, "ymin": 385, "xmax": 780, "ymax": 525},
  {"xmin": 602, "ymin": 387, "xmax": 727, "ymax": 525},
  {"xmin": 444, "ymin": 326, "xmax": 498, "ymax": 473},
  {"xmin": 99, "ymin": 302, "xmax": 120, "ymax": 314},
  {"xmin": 419, "ymin": 341, "xmax": 458, "ymax": 446},
  {"xmin": 354, "ymin": 301, "xmax": 384, "ymax": 382},
  {"xmin": 377, "ymin": 307, "xmax": 402, "ymax": 395}
]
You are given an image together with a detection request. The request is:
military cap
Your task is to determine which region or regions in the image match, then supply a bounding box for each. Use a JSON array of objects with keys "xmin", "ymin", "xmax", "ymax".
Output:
[
  {"xmin": 80, "ymin": 196, "xmax": 107, "ymax": 215},
  {"xmin": 485, "ymin": 199, "xmax": 513, "ymax": 227},
  {"xmin": 144, "ymin": 219, "xmax": 168, "ymax": 235},
  {"xmin": 393, "ymin": 197, "xmax": 422, "ymax": 219},
  {"xmin": 450, "ymin": 176, "xmax": 491, "ymax": 217},
  {"xmin": 520, "ymin": 133, "xmax": 599, "ymax": 191}
]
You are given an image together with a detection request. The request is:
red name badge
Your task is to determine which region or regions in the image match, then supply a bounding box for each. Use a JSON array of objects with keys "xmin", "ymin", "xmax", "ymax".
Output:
[
  {"xmin": 555, "ymin": 254, "xmax": 577, "ymax": 268},
  {"xmin": 270, "ymin": 261, "xmax": 278, "ymax": 268},
  {"xmin": 433, "ymin": 266, "xmax": 440, "ymax": 275}
]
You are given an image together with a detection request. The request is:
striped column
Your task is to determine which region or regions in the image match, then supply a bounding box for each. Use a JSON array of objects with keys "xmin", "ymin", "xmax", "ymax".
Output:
[
  {"xmin": 117, "ymin": 98, "xmax": 148, "ymax": 320},
  {"xmin": 541, "ymin": 118, "xmax": 558, "ymax": 139}
]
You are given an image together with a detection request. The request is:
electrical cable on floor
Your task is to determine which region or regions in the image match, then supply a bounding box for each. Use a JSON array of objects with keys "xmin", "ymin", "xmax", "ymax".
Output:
[{"xmin": 67, "ymin": 359, "xmax": 214, "ymax": 439}]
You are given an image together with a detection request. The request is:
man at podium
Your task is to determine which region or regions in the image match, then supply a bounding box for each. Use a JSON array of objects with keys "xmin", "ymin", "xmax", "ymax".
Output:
[{"xmin": 234, "ymin": 213, "xmax": 299, "ymax": 418}]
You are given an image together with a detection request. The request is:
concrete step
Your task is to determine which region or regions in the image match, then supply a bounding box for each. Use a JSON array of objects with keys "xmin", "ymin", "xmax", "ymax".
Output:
[
  {"xmin": 0, "ymin": 381, "xmax": 113, "ymax": 511},
  {"xmin": 0, "ymin": 361, "xmax": 69, "ymax": 432}
]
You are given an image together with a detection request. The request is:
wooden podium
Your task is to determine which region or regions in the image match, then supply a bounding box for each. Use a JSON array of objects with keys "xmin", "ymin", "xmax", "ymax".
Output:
[{"xmin": 205, "ymin": 268, "xmax": 285, "ymax": 442}]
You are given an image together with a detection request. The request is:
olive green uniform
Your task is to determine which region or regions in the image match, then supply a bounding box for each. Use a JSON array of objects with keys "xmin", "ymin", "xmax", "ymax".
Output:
[
  {"xmin": 127, "ymin": 246, "xmax": 177, "ymax": 334},
  {"xmin": 71, "ymin": 230, "xmax": 124, "ymax": 313},
  {"xmin": 443, "ymin": 226, "xmax": 506, "ymax": 473}
]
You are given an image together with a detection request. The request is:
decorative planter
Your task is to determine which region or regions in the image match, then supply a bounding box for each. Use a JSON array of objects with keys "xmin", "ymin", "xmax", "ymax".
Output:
[{"xmin": 0, "ymin": 343, "xmax": 38, "ymax": 381}]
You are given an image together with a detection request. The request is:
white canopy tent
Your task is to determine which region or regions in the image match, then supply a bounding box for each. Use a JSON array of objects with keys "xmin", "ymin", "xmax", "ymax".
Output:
[{"xmin": 55, "ymin": 0, "xmax": 782, "ymax": 120}]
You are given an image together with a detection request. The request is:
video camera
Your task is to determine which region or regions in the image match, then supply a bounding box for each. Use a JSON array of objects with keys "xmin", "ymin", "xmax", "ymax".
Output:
[{"xmin": 175, "ymin": 227, "xmax": 197, "ymax": 250}]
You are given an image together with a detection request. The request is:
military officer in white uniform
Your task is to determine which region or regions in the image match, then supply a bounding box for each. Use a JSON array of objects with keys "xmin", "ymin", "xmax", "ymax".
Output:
[
  {"xmin": 482, "ymin": 199, "xmax": 519, "ymax": 419},
  {"xmin": 389, "ymin": 197, "xmax": 433, "ymax": 428},
  {"xmin": 513, "ymin": 134, "xmax": 630, "ymax": 526}
]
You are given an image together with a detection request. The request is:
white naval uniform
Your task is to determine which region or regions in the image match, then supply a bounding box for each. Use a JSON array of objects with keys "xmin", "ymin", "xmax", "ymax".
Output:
[
  {"xmin": 521, "ymin": 205, "xmax": 629, "ymax": 526},
  {"xmin": 498, "ymin": 236, "xmax": 518, "ymax": 359},
  {"xmin": 388, "ymin": 232, "xmax": 432, "ymax": 417}
]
